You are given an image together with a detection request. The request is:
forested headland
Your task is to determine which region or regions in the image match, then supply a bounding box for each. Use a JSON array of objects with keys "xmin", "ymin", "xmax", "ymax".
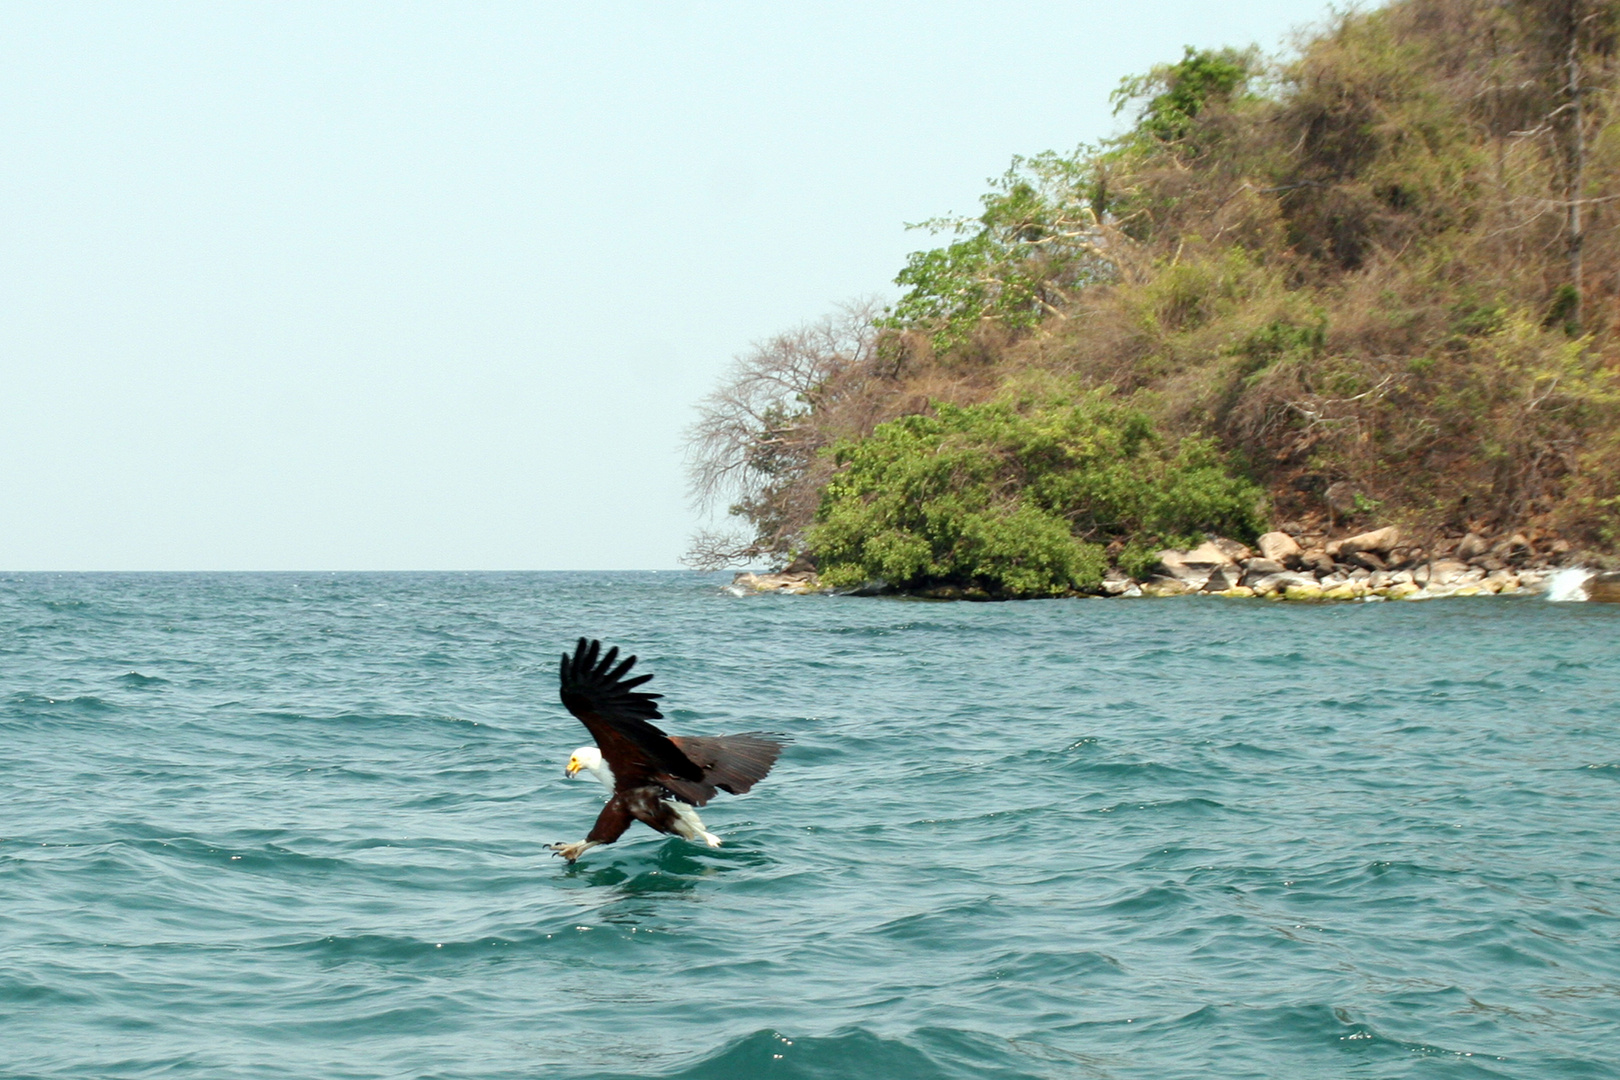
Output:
[{"xmin": 687, "ymin": 0, "xmax": 1620, "ymax": 598}]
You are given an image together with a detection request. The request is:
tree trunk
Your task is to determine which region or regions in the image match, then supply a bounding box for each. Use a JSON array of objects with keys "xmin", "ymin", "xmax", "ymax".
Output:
[
  {"xmin": 1563, "ymin": 4, "xmax": 1586, "ymax": 333},
  {"xmin": 1520, "ymin": 0, "xmax": 1607, "ymax": 333}
]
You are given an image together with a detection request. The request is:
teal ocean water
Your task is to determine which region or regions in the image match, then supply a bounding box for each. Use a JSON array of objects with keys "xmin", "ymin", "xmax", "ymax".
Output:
[{"xmin": 2, "ymin": 572, "xmax": 1618, "ymax": 1080}]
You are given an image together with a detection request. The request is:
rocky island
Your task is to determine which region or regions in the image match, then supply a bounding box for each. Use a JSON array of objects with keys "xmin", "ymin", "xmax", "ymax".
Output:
[{"xmin": 693, "ymin": 2, "xmax": 1620, "ymax": 600}]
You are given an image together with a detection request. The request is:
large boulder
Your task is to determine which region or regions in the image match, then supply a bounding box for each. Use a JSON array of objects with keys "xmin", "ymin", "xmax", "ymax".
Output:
[
  {"xmin": 732, "ymin": 571, "xmax": 821, "ymax": 594},
  {"xmin": 1386, "ymin": 546, "xmax": 1424, "ymax": 568},
  {"xmin": 1346, "ymin": 549, "xmax": 1388, "ymax": 572},
  {"xmin": 1590, "ymin": 571, "xmax": 1620, "ymax": 603},
  {"xmin": 1245, "ymin": 570, "xmax": 1320, "ymax": 596},
  {"xmin": 1327, "ymin": 526, "xmax": 1401, "ymax": 559},
  {"xmin": 1239, "ymin": 558, "xmax": 1286, "ymax": 585},
  {"xmin": 1257, "ymin": 531, "xmax": 1303, "ymax": 566},
  {"xmin": 1421, "ymin": 559, "xmax": 1471, "ymax": 588},
  {"xmin": 1422, "ymin": 564, "xmax": 1487, "ymax": 596},
  {"xmin": 1153, "ymin": 540, "xmax": 1258, "ymax": 593},
  {"xmin": 1152, "ymin": 549, "xmax": 1216, "ymax": 590},
  {"xmin": 1099, "ymin": 570, "xmax": 1138, "ymax": 596},
  {"xmin": 1299, "ymin": 549, "xmax": 1336, "ymax": 575},
  {"xmin": 1141, "ymin": 576, "xmax": 1196, "ymax": 597},
  {"xmin": 1181, "ymin": 541, "xmax": 1240, "ymax": 568},
  {"xmin": 1455, "ymin": 532, "xmax": 1490, "ymax": 561},
  {"xmin": 1493, "ymin": 534, "xmax": 1533, "ymax": 565},
  {"xmin": 1209, "ymin": 537, "xmax": 1254, "ymax": 562}
]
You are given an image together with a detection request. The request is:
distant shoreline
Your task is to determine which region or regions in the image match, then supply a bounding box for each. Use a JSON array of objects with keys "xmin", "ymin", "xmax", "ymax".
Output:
[{"xmin": 731, "ymin": 525, "xmax": 1620, "ymax": 604}]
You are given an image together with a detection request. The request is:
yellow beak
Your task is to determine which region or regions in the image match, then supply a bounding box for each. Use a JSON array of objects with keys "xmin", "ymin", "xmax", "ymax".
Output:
[{"xmin": 565, "ymin": 759, "xmax": 579, "ymax": 778}]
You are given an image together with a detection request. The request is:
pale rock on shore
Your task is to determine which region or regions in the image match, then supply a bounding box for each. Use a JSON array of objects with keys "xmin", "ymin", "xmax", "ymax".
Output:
[
  {"xmin": 729, "ymin": 570, "xmax": 822, "ymax": 595},
  {"xmin": 1140, "ymin": 525, "xmax": 1580, "ymax": 601},
  {"xmin": 728, "ymin": 526, "xmax": 1615, "ymax": 601}
]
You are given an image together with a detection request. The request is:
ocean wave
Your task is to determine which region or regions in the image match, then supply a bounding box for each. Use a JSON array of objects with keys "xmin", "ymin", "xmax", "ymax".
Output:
[
  {"xmin": 114, "ymin": 671, "xmax": 170, "ymax": 688},
  {"xmin": 633, "ymin": 1027, "xmax": 1055, "ymax": 1080},
  {"xmin": 4, "ymin": 572, "xmax": 1618, "ymax": 1079},
  {"xmin": 4, "ymin": 691, "xmax": 119, "ymax": 716}
]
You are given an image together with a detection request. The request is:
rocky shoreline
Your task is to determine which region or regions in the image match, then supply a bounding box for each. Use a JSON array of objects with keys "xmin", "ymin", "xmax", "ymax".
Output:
[{"xmin": 731, "ymin": 525, "xmax": 1620, "ymax": 602}]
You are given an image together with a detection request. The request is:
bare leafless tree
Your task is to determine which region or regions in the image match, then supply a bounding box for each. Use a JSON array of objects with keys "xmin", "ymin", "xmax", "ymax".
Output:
[{"xmin": 682, "ymin": 299, "xmax": 887, "ymax": 569}]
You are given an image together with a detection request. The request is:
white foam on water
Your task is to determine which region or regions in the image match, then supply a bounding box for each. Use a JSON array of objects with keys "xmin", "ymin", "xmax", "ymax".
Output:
[{"xmin": 1544, "ymin": 567, "xmax": 1593, "ymax": 602}]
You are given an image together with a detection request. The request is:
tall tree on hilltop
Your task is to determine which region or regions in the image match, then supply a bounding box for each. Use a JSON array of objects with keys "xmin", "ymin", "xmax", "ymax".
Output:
[{"xmin": 1511, "ymin": 0, "xmax": 1620, "ymax": 333}]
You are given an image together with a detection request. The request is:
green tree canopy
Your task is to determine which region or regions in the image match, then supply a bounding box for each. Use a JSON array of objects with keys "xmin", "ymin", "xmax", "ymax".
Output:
[
  {"xmin": 1110, "ymin": 45, "xmax": 1259, "ymax": 150},
  {"xmin": 883, "ymin": 151, "xmax": 1113, "ymax": 350},
  {"xmin": 808, "ymin": 393, "xmax": 1266, "ymax": 597}
]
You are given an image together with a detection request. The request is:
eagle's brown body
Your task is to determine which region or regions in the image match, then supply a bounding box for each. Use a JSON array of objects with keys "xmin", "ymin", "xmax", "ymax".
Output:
[{"xmin": 548, "ymin": 638, "xmax": 786, "ymax": 862}]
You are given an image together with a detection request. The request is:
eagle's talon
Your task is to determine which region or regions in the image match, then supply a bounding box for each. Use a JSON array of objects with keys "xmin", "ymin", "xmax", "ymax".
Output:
[{"xmin": 547, "ymin": 841, "xmax": 591, "ymax": 862}]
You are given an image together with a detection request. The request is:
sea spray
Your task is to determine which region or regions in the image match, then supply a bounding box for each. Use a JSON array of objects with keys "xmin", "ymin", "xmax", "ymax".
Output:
[{"xmin": 1544, "ymin": 567, "xmax": 1593, "ymax": 602}]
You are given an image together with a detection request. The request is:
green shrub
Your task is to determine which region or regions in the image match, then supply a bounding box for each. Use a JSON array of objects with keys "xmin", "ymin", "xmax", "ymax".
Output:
[
  {"xmin": 808, "ymin": 394, "xmax": 1265, "ymax": 597},
  {"xmin": 1112, "ymin": 46, "xmax": 1259, "ymax": 151}
]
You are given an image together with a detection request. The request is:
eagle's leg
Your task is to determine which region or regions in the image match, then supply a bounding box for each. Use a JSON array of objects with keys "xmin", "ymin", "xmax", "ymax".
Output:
[
  {"xmin": 549, "ymin": 794, "xmax": 632, "ymax": 864},
  {"xmin": 661, "ymin": 798, "xmax": 722, "ymax": 848}
]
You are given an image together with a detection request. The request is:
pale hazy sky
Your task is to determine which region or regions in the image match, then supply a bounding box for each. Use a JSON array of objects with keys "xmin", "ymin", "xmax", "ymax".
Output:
[{"xmin": 1, "ymin": 1, "xmax": 1343, "ymax": 570}]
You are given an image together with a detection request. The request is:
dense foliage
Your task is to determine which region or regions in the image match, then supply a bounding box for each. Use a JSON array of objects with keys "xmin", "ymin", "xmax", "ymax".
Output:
[
  {"xmin": 809, "ymin": 395, "xmax": 1264, "ymax": 596},
  {"xmin": 883, "ymin": 152, "xmax": 1112, "ymax": 351},
  {"xmin": 688, "ymin": 0, "xmax": 1620, "ymax": 582}
]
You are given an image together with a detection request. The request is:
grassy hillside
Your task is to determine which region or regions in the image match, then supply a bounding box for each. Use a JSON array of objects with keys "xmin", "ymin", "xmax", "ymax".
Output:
[{"xmin": 688, "ymin": 0, "xmax": 1620, "ymax": 595}]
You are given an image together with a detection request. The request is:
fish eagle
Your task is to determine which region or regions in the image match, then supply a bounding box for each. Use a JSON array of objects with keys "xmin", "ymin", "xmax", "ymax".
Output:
[{"xmin": 547, "ymin": 637, "xmax": 786, "ymax": 862}]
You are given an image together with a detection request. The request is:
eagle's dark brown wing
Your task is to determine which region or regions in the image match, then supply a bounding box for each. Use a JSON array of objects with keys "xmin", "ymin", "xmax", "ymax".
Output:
[
  {"xmin": 669, "ymin": 732, "xmax": 788, "ymax": 795},
  {"xmin": 558, "ymin": 638, "xmax": 714, "ymax": 804}
]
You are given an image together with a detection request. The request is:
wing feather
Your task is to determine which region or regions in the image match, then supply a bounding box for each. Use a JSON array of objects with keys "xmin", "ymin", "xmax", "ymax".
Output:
[
  {"xmin": 670, "ymin": 732, "xmax": 789, "ymax": 795},
  {"xmin": 558, "ymin": 638, "xmax": 709, "ymax": 796}
]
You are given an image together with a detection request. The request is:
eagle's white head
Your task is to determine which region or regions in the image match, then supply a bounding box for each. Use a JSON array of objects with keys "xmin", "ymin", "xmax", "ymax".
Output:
[{"xmin": 565, "ymin": 745, "xmax": 615, "ymax": 790}]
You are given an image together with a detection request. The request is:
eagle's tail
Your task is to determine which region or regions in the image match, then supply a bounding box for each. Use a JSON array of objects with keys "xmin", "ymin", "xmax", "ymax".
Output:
[{"xmin": 669, "ymin": 732, "xmax": 789, "ymax": 795}]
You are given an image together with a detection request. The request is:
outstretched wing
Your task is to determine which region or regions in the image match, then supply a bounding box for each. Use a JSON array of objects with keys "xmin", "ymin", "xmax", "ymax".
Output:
[
  {"xmin": 669, "ymin": 732, "xmax": 789, "ymax": 795},
  {"xmin": 558, "ymin": 638, "xmax": 713, "ymax": 803}
]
